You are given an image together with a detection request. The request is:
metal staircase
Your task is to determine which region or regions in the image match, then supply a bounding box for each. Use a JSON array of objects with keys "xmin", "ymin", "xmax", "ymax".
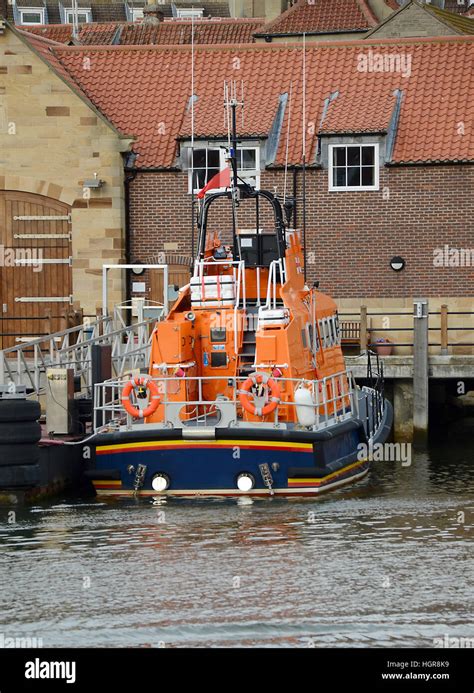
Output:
[{"xmin": 237, "ymin": 304, "xmax": 258, "ymax": 378}]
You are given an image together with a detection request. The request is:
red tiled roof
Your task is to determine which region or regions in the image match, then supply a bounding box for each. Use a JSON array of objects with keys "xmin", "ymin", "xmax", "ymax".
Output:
[
  {"xmin": 18, "ymin": 24, "xmax": 73, "ymax": 43},
  {"xmin": 119, "ymin": 19, "xmax": 264, "ymax": 45},
  {"xmin": 79, "ymin": 22, "xmax": 119, "ymax": 45},
  {"xmin": 319, "ymin": 91, "xmax": 397, "ymax": 134},
  {"xmin": 383, "ymin": 0, "xmax": 400, "ymax": 10},
  {"xmin": 34, "ymin": 36, "xmax": 474, "ymax": 168},
  {"xmin": 20, "ymin": 18, "xmax": 264, "ymax": 46},
  {"xmin": 256, "ymin": 0, "xmax": 378, "ymax": 37}
]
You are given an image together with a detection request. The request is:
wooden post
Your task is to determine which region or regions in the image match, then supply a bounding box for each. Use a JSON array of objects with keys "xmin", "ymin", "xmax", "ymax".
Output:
[
  {"xmin": 413, "ymin": 298, "xmax": 429, "ymax": 443},
  {"xmin": 440, "ymin": 304, "xmax": 448, "ymax": 355},
  {"xmin": 360, "ymin": 305, "xmax": 368, "ymax": 354}
]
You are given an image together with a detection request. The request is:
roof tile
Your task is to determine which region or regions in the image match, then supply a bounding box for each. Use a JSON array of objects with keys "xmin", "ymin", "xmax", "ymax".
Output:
[
  {"xmin": 21, "ymin": 35, "xmax": 474, "ymax": 168},
  {"xmin": 256, "ymin": 0, "xmax": 377, "ymax": 37}
]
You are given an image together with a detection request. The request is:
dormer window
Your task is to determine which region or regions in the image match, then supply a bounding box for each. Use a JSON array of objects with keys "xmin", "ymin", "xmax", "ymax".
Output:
[
  {"xmin": 18, "ymin": 8, "xmax": 45, "ymax": 24},
  {"xmin": 125, "ymin": 2, "xmax": 144, "ymax": 21},
  {"xmin": 328, "ymin": 143, "xmax": 379, "ymax": 192},
  {"xmin": 64, "ymin": 8, "xmax": 92, "ymax": 23},
  {"xmin": 130, "ymin": 8, "xmax": 143, "ymax": 21},
  {"xmin": 186, "ymin": 144, "xmax": 260, "ymax": 194},
  {"xmin": 177, "ymin": 8, "xmax": 204, "ymax": 18}
]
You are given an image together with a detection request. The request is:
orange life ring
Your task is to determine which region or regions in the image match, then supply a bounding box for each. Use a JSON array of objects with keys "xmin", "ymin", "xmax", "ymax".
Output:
[
  {"xmin": 121, "ymin": 376, "xmax": 161, "ymax": 419},
  {"xmin": 239, "ymin": 372, "xmax": 281, "ymax": 417}
]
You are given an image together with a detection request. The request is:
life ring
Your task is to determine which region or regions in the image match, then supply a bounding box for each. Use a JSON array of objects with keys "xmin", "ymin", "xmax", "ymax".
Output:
[
  {"xmin": 238, "ymin": 371, "xmax": 281, "ymax": 417},
  {"xmin": 121, "ymin": 376, "xmax": 161, "ymax": 419}
]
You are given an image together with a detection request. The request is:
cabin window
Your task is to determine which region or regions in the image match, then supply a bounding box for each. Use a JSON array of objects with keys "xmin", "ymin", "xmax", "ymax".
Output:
[
  {"xmin": 328, "ymin": 317, "xmax": 337, "ymax": 346},
  {"xmin": 65, "ymin": 9, "xmax": 92, "ymax": 22},
  {"xmin": 188, "ymin": 146, "xmax": 260, "ymax": 194},
  {"xmin": 19, "ymin": 9, "xmax": 45, "ymax": 24},
  {"xmin": 301, "ymin": 328, "xmax": 308, "ymax": 349},
  {"xmin": 307, "ymin": 323, "xmax": 320, "ymax": 352},
  {"xmin": 210, "ymin": 352, "xmax": 227, "ymax": 368},
  {"xmin": 210, "ymin": 327, "xmax": 226, "ymax": 342},
  {"xmin": 334, "ymin": 313, "xmax": 341, "ymax": 344},
  {"xmin": 328, "ymin": 144, "xmax": 379, "ymax": 192},
  {"xmin": 319, "ymin": 318, "xmax": 329, "ymax": 349}
]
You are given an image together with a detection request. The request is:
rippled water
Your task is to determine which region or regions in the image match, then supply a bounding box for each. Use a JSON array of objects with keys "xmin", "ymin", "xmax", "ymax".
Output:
[{"xmin": 0, "ymin": 438, "xmax": 472, "ymax": 648}]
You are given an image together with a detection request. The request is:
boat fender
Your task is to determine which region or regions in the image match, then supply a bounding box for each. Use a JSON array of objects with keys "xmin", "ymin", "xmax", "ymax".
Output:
[
  {"xmin": 121, "ymin": 376, "xmax": 161, "ymax": 419},
  {"xmin": 238, "ymin": 372, "xmax": 281, "ymax": 417},
  {"xmin": 294, "ymin": 386, "xmax": 317, "ymax": 427}
]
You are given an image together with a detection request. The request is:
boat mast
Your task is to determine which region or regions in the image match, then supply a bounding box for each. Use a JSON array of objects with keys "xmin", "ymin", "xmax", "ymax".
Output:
[{"xmin": 224, "ymin": 81, "xmax": 243, "ymax": 261}]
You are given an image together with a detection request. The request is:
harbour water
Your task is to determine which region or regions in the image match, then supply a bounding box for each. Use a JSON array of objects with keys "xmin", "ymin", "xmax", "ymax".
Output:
[{"xmin": 0, "ymin": 433, "xmax": 472, "ymax": 648}]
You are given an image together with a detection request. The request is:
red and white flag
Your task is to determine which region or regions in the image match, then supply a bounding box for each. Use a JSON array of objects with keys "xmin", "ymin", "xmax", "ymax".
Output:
[{"xmin": 196, "ymin": 167, "xmax": 231, "ymax": 199}]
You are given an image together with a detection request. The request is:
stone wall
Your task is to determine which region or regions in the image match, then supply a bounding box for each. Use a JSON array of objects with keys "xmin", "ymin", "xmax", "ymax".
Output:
[{"xmin": 0, "ymin": 27, "xmax": 132, "ymax": 314}]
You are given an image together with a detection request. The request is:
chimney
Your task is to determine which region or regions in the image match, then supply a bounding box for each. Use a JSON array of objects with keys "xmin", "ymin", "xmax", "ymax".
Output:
[{"xmin": 143, "ymin": 4, "xmax": 164, "ymax": 24}]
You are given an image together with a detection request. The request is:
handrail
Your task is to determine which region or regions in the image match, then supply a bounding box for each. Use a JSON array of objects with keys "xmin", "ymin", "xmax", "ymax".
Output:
[
  {"xmin": 0, "ymin": 316, "xmax": 157, "ymax": 395},
  {"xmin": 339, "ymin": 304, "xmax": 474, "ymax": 354},
  {"xmin": 264, "ymin": 259, "xmax": 285, "ymax": 311},
  {"xmin": 93, "ymin": 369, "xmax": 362, "ymax": 433}
]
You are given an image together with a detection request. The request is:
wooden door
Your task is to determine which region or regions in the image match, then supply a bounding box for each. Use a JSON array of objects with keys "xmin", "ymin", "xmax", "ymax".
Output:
[
  {"xmin": 0, "ymin": 191, "xmax": 72, "ymax": 349},
  {"xmin": 149, "ymin": 264, "xmax": 190, "ymax": 307}
]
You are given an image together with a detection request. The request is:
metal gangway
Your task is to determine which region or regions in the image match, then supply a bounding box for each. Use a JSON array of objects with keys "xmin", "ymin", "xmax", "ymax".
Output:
[{"xmin": 0, "ymin": 302, "xmax": 163, "ymax": 397}]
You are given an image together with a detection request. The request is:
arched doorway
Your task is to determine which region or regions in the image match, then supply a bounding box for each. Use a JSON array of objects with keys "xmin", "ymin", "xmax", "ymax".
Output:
[{"xmin": 0, "ymin": 191, "xmax": 72, "ymax": 349}]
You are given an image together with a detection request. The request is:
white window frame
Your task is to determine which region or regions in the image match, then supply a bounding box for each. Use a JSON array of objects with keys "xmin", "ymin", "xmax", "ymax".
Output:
[
  {"xmin": 131, "ymin": 8, "xmax": 143, "ymax": 21},
  {"xmin": 328, "ymin": 143, "xmax": 379, "ymax": 192},
  {"xmin": 19, "ymin": 8, "xmax": 45, "ymax": 24},
  {"xmin": 65, "ymin": 8, "xmax": 92, "ymax": 23},
  {"xmin": 177, "ymin": 8, "xmax": 204, "ymax": 18},
  {"xmin": 188, "ymin": 146, "xmax": 260, "ymax": 195}
]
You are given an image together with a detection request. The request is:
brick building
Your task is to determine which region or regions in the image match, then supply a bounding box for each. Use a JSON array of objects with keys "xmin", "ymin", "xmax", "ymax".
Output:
[{"xmin": 1, "ymin": 21, "xmax": 473, "ymax": 350}]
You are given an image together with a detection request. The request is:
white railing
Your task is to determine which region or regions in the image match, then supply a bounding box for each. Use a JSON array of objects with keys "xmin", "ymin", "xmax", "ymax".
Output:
[
  {"xmin": 93, "ymin": 369, "xmax": 360, "ymax": 433},
  {"xmin": 193, "ymin": 259, "xmax": 246, "ymax": 352},
  {"xmin": 264, "ymin": 259, "xmax": 285, "ymax": 310},
  {"xmin": 0, "ymin": 315, "xmax": 157, "ymax": 396}
]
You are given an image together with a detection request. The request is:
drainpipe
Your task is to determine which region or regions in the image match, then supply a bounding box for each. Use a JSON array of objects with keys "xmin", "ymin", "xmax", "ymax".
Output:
[
  {"xmin": 124, "ymin": 168, "xmax": 138, "ymax": 306},
  {"xmin": 292, "ymin": 167, "xmax": 298, "ymax": 228}
]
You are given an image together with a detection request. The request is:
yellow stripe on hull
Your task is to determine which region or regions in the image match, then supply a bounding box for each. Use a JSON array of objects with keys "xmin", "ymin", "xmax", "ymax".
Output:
[{"xmin": 96, "ymin": 439, "xmax": 313, "ymax": 453}]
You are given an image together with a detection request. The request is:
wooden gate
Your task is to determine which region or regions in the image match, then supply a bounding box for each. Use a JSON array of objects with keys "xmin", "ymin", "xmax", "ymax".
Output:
[{"xmin": 0, "ymin": 191, "xmax": 72, "ymax": 349}]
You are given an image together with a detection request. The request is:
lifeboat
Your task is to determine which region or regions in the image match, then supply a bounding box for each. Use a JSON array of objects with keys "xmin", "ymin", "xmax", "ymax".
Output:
[{"xmin": 86, "ymin": 104, "xmax": 393, "ymax": 499}]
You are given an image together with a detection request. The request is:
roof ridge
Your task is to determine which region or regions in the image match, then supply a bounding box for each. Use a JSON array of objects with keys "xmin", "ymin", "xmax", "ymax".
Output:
[
  {"xmin": 356, "ymin": 0, "xmax": 379, "ymax": 26},
  {"xmin": 16, "ymin": 27, "xmax": 64, "ymax": 46},
  {"xmin": 51, "ymin": 32, "xmax": 474, "ymax": 53},
  {"xmin": 257, "ymin": 0, "xmax": 305, "ymax": 33}
]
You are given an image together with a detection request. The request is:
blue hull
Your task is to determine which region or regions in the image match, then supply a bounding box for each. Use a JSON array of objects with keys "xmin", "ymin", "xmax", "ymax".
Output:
[{"xmin": 85, "ymin": 419, "xmax": 379, "ymax": 497}]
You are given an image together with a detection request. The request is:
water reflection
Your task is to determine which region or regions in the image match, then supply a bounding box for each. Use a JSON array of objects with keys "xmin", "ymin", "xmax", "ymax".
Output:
[{"xmin": 0, "ymin": 441, "xmax": 472, "ymax": 648}]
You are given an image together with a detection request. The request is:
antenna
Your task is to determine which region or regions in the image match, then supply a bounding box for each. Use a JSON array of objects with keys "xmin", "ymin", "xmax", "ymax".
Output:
[
  {"xmin": 302, "ymin": 32, "xmax": 307, "ymax": 281},
  {"xmin": 223, "ymin": 80, "xmax": 244, "ymax": 260},
  {"xmin": 190, "ymin": 12, "xmax": 196, "ymax": 260}
]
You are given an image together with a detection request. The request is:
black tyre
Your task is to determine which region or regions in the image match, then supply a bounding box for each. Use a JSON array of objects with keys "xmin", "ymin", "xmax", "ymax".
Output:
[
  {"xmin": 0, "ymin": 464, "xmax": 40, "ymax": 488},
  {"xmin": 0, "ymin": 444, "xmax": 40, "ymax": 466},
  {"xmin": 0, "ymin": 422, "xmax": 42, "ymax": 445},
  {"xmin": 0, "ymin": 399, "xmax": 41, "ymax": 423}
]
